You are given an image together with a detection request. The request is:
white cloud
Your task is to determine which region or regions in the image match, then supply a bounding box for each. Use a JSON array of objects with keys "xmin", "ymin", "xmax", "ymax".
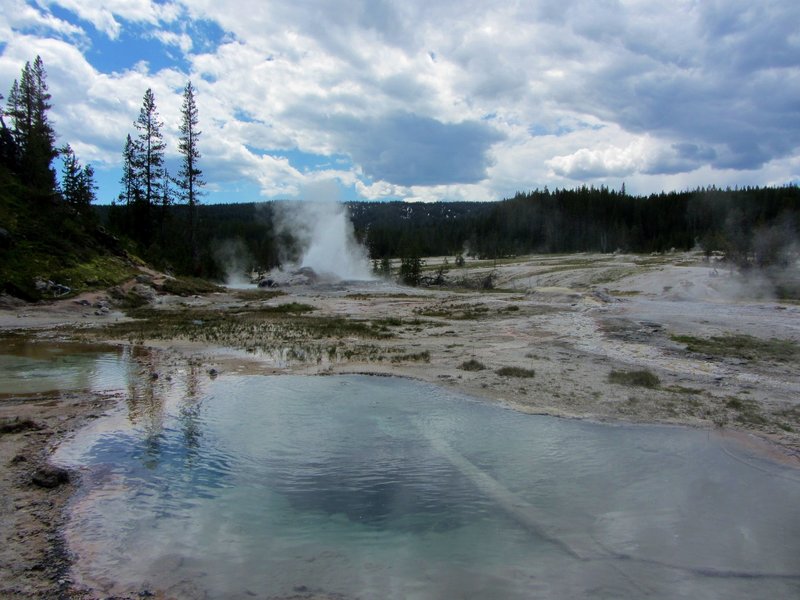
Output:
[
  {"xmin": 38, "ymin": 0, "xmax": 181, "ymax": 38},
  {"xmin": 0, "ymin": 0, "xmax": 85, "ymax": 40},
  {"xmin": 2, "ymin": 0, "xmax": 799, "ymax": 202}
]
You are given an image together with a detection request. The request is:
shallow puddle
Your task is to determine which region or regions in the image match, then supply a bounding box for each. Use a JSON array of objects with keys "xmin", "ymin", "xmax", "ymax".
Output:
[
  {"xmin": 53, "ymin": 374, "xmax": 800, "ymax": 599},
  {"xmin": 0, "ymin": 338, "xmax": 129, "ymax": 397}
]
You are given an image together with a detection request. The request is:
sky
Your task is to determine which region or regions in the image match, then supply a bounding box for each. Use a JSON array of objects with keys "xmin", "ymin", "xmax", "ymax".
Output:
[{"xmin": 1, "ymin": 0, "xmax": 799, "ymax": 204}]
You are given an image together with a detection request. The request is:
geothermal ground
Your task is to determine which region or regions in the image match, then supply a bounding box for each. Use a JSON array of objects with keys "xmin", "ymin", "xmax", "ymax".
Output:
[{"xmin": 1, "ymin": 251, "xmax": 799, "ymax": 598}]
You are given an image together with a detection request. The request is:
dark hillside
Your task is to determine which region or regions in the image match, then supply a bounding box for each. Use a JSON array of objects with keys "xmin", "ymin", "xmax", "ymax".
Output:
[{"xmin": 0, "ymin": 166, "xmax": 134, "ymax": 301}]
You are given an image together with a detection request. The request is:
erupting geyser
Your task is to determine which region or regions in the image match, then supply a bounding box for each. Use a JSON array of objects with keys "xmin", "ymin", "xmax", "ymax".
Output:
[
  {"xmin": 274, "ymin": 192, "xmax": 373, "ymax": 282},
  {"xmin": 296, "ymin": 201, "xmax": 372, "ymax": 281}
]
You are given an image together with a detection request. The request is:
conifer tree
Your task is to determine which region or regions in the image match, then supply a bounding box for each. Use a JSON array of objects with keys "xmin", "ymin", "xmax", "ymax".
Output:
[
  {"xmin": 118, "ymin": 134, "xmax": 139, "ymax": 206},
  {"xmin": 60, "ymin": 144, "xmax": 97, "ymax": 212},
  {"xmin": 6, "ymin": 57, "xmax": 57, "ymax": 194},
  {"xmin": 133, "ymin": 88, "xmax": 165, "ymax": 242},
  {"xmin": 0, "ymin": 92, "xmax": 18, "ymax": 170},
  {"xmin": 177, "ymin": 81, "xmax": 205, "ymax": 267}
]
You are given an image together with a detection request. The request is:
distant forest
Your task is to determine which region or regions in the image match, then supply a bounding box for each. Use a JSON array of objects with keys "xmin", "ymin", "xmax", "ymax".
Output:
[
  {"xmin": 97, "ymin": 184, "xmax": 799, "ymax": 280},
  {"xmin": 2, "ymin": 56, "xmax": 798, "ymax": 290}
]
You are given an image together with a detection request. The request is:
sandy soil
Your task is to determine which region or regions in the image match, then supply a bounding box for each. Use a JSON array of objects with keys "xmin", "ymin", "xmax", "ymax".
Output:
[{"xmin": 1, "ymin": 251, "xmax": 798, "ymax": 598}]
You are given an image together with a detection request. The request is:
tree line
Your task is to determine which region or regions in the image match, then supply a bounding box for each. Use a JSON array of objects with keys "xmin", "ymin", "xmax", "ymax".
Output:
[
  {"xmin": 3, "ymin": 56, "xmax": 796, "ymax": 286},
  {"xmin": 1, "ymin": 56, "xmax": 96, "ymax": 210},
  {"xmin": 94, "ymin": 185, "xmax": 799, "ymax": 281},
  {"xmin": 110, "ymin": 82, "xmax": 205, "ymax": 272}
]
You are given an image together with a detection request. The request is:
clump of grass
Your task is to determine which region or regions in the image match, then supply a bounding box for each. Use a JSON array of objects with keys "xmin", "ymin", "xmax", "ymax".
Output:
[
  {"xmin": 672, "ymin": 334, "xmax": 799, "ymax": 363},
  {"xmin": 608, "ymin": 369, "xmax": 660, "ymax": 388},
  {"xmin": 256, "ymin": 302, "xmax": 316, "ymax": 315},
  {"xmin": 416, "ymin": 303, "xmax": 491, "ymax": 320},
  {"xmin": 725, "ymin": 397, "xmax": 769, "ymax": 425},
  {"xmin": 459, "ymin": 359, "xmax": 486, "ymax": 371},
  {"xmin": 233, "ymin": 289, "xmax": 285, "ymax": 301},
  {"xmin": 495, "ymin": 366, "xmax": 536, "ymax": 378},
  {"xmin": 391, "ymin": 350, "xmax": 431, "ymax": 363},
  {"xmin": 159, "ymin": 276, "xmax": 224, "ymax": 296}
]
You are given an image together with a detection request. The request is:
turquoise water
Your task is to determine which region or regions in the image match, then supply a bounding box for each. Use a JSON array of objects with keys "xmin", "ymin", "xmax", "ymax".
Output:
[{"xmin": 54, "ymin": 374, "xmax": 800, "ymax": 599}]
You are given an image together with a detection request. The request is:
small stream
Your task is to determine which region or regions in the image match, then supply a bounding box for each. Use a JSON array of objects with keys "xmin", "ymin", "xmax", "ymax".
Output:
[{"xmin": 42, "ymin": 368, "xmax": 800, "ymax": 599}]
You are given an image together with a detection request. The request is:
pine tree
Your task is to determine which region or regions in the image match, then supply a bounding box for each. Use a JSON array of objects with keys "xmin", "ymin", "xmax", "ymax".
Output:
[
  {"xmin": 0, "ymin": 92, "xmax": 18, "ymax": 170},
  {"xmin": 7, "ymin": 57, "xmax": 57, "ymax": 194},
  {"xmin": 158, "ymin": 166, "xmax": 174, "ymax": 245},
  {"xmin": 60, "ymin": 144, "xmax": 81, "ymax": 203},
  {"xmin": 60, "ymin": 144, "xmax": 96, "ymax": 212},
  {"xmin": 118, "ymin": 134, "xmax": 139, "ymax": 206},
  {"xmin": 133, "ymin": 88, "xmax": 165, "ymax": 243},
  {"xmin": 177, "ymin": 81, "xmax": 205, "ymax": 268}
]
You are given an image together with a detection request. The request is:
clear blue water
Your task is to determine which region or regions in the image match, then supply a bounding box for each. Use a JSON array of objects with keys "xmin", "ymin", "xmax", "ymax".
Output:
[{"xmin": 54, "ymin": 374, "xmax": 800, "ymax": 599}]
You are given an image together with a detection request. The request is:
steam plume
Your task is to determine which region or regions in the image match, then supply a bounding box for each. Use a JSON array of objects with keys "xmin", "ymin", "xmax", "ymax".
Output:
[{"xmin": 273, "ymin": 180, "xmax": 372, "ymax": 281}]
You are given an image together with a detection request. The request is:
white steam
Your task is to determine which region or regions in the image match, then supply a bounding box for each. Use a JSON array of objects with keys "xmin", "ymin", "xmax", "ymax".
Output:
[
  {"xmin": 215, "ymin": 238, "xmax": 255, "ymax": 288},
  {"xmin": 273, "ymin": 181, "xmax": 373, "ymax": 281}
]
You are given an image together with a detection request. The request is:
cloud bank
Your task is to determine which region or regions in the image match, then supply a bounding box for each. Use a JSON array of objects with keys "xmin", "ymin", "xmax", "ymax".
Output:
[{"xmin": 1, "ymin": 0, "xmax": 799, "ymax": 203}]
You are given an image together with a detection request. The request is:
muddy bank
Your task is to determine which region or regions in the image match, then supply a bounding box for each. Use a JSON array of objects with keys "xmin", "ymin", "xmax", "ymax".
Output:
[{"xmin": 0, "ymin": 390, "xmax": 122, "ymax": 599}]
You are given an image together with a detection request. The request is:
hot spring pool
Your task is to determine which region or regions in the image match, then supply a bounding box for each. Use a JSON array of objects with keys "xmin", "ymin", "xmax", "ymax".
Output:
[{"xmin": 54, "ymin": 374, "xmax": 800, "ymax": 599}]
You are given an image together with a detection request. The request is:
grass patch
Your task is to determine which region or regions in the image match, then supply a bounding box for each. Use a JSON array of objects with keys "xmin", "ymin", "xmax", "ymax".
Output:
[
  {"xmin": 391, "ymin": 350, "xmax": 431, "ymax": 363},
  {"xmin": 255, "ymin": 302, "xmax": 316, "ymax": 315},
  {"xmin": 159, "ymin": 276, "xmax": 224, "ymax": 296},
  {"xmin": 672, "ymin": 334, "xmax": 799, "ymax": 363},
  {"xmin": 665, "ymin": 385, "xmax": 703, "ymax": 395},
  {"xmin": 459, "ymin": 359, "xmax": 486, "ymax": 371},
  {"xmin": 495, "ymin": 366, "xmax": 536, "ymax": 378},
  {"xmin": 416, "ymin": 303, "xmax": 491, "ymax": 320},
  {"xmin": 608, "ymin": 369, "xmax": 660, "ymax": 388},
  {"xmin": 725, "ymin": 397, "xmax": 769, "ymax": 425},
  {"xmin": 233, "ymin": 289, "xmax": 285, "ymax": 301}
]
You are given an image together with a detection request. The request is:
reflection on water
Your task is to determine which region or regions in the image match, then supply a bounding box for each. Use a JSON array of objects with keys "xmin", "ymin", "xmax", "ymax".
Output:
[
  {"xmin": 0, "ymin": 337, "xmax": 130, "ymax": 397},
  {"xmin": 55, "ymin": 374, "xmax": 800, "ymax": 599}
]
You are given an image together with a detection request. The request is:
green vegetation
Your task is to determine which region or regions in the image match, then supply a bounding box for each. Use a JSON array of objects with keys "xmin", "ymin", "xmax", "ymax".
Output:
[
  {"xmin": 459, "ymin": 359, "xmax": 486, "ymax": 371},
  {"xmin": 415, "ymin": 303, "xmax": 491, "ymax": 320},
  {"xmin": 608, "ymin": 369, "xmax": 661, "ymax": 388},
  {"xmin": 391, "ymin": 350, "xmax": 431, "ymax": 363},
  {"xmin": 495, "ymin": 366, "xmax": 536, "ymax": 378},
  {"xmin": 159, "ymin": 276, "xmax": 224, "ymax": 296},
  {"xmin": 254, "ymin": 302, "xmax": 316, "ymax": 315},
  {"xmin": 725, "ymin": 397, "xmax": 768, "ymax": 425},
  {"xmin": 672, "ymin": 334, "xmax": 799, "ymax": 362}
]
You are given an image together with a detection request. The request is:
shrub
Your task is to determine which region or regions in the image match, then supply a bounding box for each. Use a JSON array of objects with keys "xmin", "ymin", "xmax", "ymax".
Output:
[
  {"xmin": 495, "ymin": 366, "xmax": 536, "ymax": 378},
  {"xmin": 608, "ymin": 369, "xmax": 660, "ymax": 388},
  {"xmin": 459, "ymin": 359, "xmax": 486, "ymax": 371}
]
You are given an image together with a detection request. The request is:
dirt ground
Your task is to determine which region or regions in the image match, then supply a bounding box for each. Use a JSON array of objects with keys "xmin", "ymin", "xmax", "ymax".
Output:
[{"xmin": 1, "ymin": 251, "xmax": 799, "ymax": 598}]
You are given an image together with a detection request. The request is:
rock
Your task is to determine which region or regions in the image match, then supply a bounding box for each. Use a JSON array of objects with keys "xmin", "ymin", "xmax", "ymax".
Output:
[
  {"xmin": 50, "ymin": 283, "xmax": 71, "ymax": 296},
  {"xmin": 30, "ymin": 465, "xmax": 70, "ymax": 489},
  {"xmin": 0, "ymin": 293, "xmax": 26, "ymax": 308},
  {"xmin": 208, "ymin": 368, "xmax": 219, "ymax": 379},
  {"xmin": 135, "ymin": 274, "xmax": 154, "ymax": 284},
  {"xmin": 75, "ymin": 299, "xmax": 91, "ymax": 306},
  {"xmin": 130, "ymin": 284, "xmax": 157, "ymax": 302},
  {"xmin": 0, "ymin": 417, "xmax": 44, "ymax": 435},
  {"xmin": 591, "ymin": 289, "xmax": 619, "ymax": 303},
  {"xmin": 108, "ymin": 285, "xmax": 126, "ymax": 300}
]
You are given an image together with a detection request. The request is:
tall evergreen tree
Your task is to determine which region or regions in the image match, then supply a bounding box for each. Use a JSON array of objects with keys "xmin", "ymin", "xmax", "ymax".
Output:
[
  {"xmin": 0, "ymin": 92, "xmax": 18, "ymax": 171},
  {"xmin": 60, "ymin": 144, "xmax": 97, "ymax": 212},
  {"xmin": 60, "ymin": 143, "xmax": 81, "ymax": 203},
  {"xmin": 158, "ymin": 166, "xmax": 174, "ymax": 245},
  {"xmin": 7, "ymin": 57, "xmax": 57, "ymax": 194},
  {"xmin": 133, "ymin": 88, "xmax": 165, "ymax": 243},
  {"xmin": 118, "ymin": 134, "xmax": 139, "ymax": 206},
  {"xmin": 177, "ymin": 81, "xmax": 205, "ymax": 267}
]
